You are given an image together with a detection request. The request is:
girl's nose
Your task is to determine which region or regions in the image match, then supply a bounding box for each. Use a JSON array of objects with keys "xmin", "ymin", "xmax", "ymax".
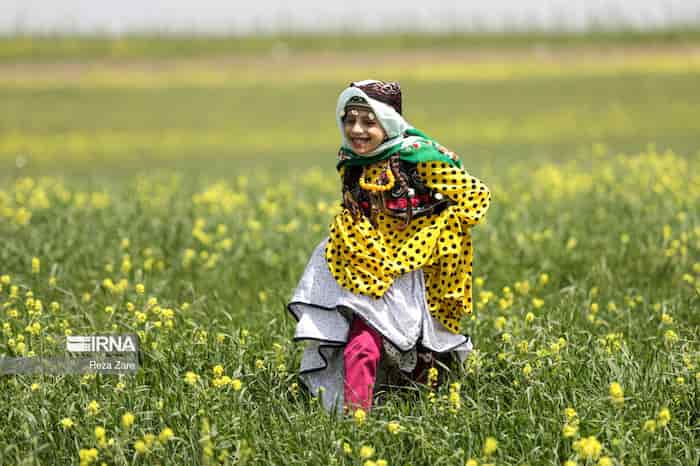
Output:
[{"xmin": 350, "ymin": 121, "xmax": 365, "ymax": 135}]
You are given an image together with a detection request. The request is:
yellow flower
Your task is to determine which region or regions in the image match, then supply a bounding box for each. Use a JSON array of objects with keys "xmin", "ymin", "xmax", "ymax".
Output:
[
  {"xmin": 121, "ymin": 412, "xmax": 135, "ymax": 429},
  {"xmin": 483, "ymin": 437, "xmax": 498, "ymax": 457},
  {"xmin": 663, "ymin": 330, "xmax": 679, "ymax": 345},
  {"xmin": 354, "ymin": 408, "xmax": 367, "ymax": 425},
  {"xmin": 30, "ymin": 382, "xmax": 40, "ymax": 391},
  {"xmin": 86, "ymin": 400, "xmax": 100, "ymax": 415},
  {"xmin": 184, "ymin": 371, "xmax": 199, "ymax": 385},
  {"xmin": 598, "ymin": 457, "xmax": 613, "ymax": 466},
  {"xmin": 212, "ymin": 364, "xmax": 224, "ymax": 378},
  {"xmin": 60, "ymin": 417, "xmax": 75, "ymax": 430},
  {"xmin": 0, "ymin": 275, "xmax": 10, "ymax": 285},
  {"xmin": 657, "ymin": 408, "xmax": 671, "ymax": 427},
  {"xmin": 562, "ymin": 423, "xmax": 579, "ymax": 438},
  {"xmin": 387, "ymin": 421, "xmax": 401, "ymax": 434},
  {"xmin": 94, "ymin": 426, "xmax": 106, "ymax": 440},
  {"xmin": 465, "ymin": 459, "xmax": 479, "ymax": 466},
  {"xmin": 494, "ymin": 316, "xmax": 507, "ymax": 331},
  {"xmin": 522, "ymin": 364, "xmax": 532, "ymax": 377},
  {"xmin": 134, "ymin": 440, "xmax": 148, "ymax": 454},
  {"xmin": 231, "ymin": 378, "xmax": 242, "ymax": 391},
  {"xmin": 78, "ymin": 448, "xmax": 98, "ymax": 464},
  {"xmin": 642, "ymin": 420, "xmax": 656, "ymax": 432},
  {"xmin": 255, "ymin": 359, "xmax": 265, "ymax": 370},
  {"xmin": 590, "ymin": 303, "xmax": 599, "ymax": 313},
  {"xmin": 532, "ymin": 298, "xmax": 544, "ymax": 309},
  {"xmin": 31, "ymin": 257, "xmax": 40, "ymax": 274},
  {"xmin": 564, "ymin": 461, "xmax": 578, "ymax": 466},
  {"xmin": 359, "ymin": 445, "xmax": 375, "ymax": 459},
  {"xmin": 660, "ymin": 313, "xmax": 673, "ymax": 324},
  {"xmin": 518, "ymin": 340, "xmax": 529, "ymax": 353},
  {"xmin": 427, "ymin": 367, "xmax": 438, "ymax": 386},
  {"xmin": 538, "ymin": 273, "xmax": 549, "ymax": 286},
  {"xmin": 609, "ymin": 382, "xmax": 624, "ymax": 406},
  {"xmin": 143, "ymin": 433, "xmax": 156, "ymax": 447},
  {"xmin": 376, "ymin": 460, "xmax": 388, "ymax": 466},
  {"xmin": 564, "ymin": 408, "xmax": 577, "ymax": 422},
  {"xmin": 158, "ymin": 427, "xmax": 174, "ymax": 443},
  {"xmin": 572, "ymin": 436, "xmax": 602, "ymax": 460},
  {"xmin": 525, "ymin": 312, "xmax": 535, "ymax": 323},
  {"xmin": 135, "ymin": 283, "xmax": 145, "ymax": 295},
  {"xmin": 343, "ymin": 442, "xmax": 352, "ymax": 455}
]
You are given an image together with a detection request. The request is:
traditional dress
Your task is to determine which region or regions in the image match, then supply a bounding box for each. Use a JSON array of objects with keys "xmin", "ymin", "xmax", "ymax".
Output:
[{"xmin": 288, "ymin": 81, "xmax": 491, "ymax": 414}]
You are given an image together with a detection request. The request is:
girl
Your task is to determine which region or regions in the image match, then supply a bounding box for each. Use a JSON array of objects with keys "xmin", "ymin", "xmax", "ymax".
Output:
[{"xmin": 288, "ymin": 80, "xmax": 490, "ymax": 414}]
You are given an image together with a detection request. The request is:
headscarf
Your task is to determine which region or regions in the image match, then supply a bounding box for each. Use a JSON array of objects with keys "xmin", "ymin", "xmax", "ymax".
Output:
[{"xmin": 336, "ymin": 80, "xmax": 462, "ymax": 170}]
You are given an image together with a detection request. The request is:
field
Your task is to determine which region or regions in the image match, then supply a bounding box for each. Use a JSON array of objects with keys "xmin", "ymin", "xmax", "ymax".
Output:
[{"xmin": 0, "ymin": 36, "xmax": 699, "ymax": 465}]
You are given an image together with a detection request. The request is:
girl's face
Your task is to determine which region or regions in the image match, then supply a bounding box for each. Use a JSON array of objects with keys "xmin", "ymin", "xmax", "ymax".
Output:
[{"xmin": 343, "ymin": 108, "xmax": 386, "ymax": 154}]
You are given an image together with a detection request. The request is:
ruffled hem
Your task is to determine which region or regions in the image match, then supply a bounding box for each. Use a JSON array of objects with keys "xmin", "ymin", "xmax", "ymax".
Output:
[{"xmin": 286, "ymin": 237, "xmax": 473, "ymax": 413}]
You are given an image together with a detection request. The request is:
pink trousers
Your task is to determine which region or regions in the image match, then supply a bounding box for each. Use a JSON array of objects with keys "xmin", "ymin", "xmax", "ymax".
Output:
[{"xmin": 343, "ymin": 317, "xmax": 382, "ymax": 411}]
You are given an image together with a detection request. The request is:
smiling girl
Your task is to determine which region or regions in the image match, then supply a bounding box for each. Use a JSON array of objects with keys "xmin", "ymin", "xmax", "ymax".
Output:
[{"xmin": 288, "ymin": 80, "xmax": 491, "ymax": 414}]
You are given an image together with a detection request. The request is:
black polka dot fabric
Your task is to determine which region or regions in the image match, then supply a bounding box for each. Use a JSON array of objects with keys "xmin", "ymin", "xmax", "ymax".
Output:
[{"xmin": 326, "ymin": 160, "xmax": 491, "ymax": 333}]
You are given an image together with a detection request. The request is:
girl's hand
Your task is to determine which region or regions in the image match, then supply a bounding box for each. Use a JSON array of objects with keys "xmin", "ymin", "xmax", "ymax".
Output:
[{"xmin": 343, "ymin": 190, "xmax": 362, "ymax": 222}]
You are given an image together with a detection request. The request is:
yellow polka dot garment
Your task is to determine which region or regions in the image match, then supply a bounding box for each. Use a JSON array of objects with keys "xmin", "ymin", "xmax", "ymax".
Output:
[{"xmin": 325, "ymin": 159, "xmax": 490, "ymax": 334}]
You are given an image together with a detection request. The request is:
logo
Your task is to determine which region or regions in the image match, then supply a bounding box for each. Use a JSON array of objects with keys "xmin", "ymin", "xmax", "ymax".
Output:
[{"xmin": 66, "ymin": 335, "xmax": 138, "ymax": 353}]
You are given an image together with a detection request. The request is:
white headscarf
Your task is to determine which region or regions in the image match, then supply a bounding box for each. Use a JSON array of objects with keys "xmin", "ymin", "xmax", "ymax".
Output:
[{"xmin": 336, "ymin": 83, "xmax": 413, "ymax": 158}]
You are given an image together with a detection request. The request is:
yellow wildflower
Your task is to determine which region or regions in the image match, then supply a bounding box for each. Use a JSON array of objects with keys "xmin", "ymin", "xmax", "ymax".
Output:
[
  {"xmin": 539, "ymin": 273, "xmax": 549, "ymax": 286},
  {"xmin": 466, "ymin": 459, "xmax": 479, "ymax": 466},
  {"xmin": 598, "ymin": 457, "xmax": 613, "ymax": 466},
  {"xmin": 354, "ymin": 408, "xmax": 367, "ymax": 425},
  {"xmin": 231, "ymin": 378, "xmax": 242, "ymax": 391},
  {"xmin": 135, "ymin": 283, "xmax": 145, "ymax": 295},
  {"xmin": 86, "ymin": 400, "xmax": 100, "ymax": 415},
  {"xmin": 572, "ymin": 436, "xmax": 602, "ymax": 460},
  {"xmin": 483, "ymin": 437, "xmax": 498, "ymax": 456},
  {"xmin": 642, "ymin": 420, "xmax": 656, "ymax": 432},
  {"xmin": 78, "ymin": 448, "xmax": 98, "ymax": 465},
  {"xmin": 427, "ymin": 367, "xmax": 438, "ymax": 386},
  {"xmin": 94, "ymin": 426, "xmax": 106, "ymax": 440},
  {"xmin": 525, "ymin": 312, "xmax": 535, "ymax": 323},
  {"xmin": 609, "ymin": 382, "xmax": 624, "ymax": 406},
  {"xmin": 387, "ymin": 421, "xmax": 401, "ymax": 434},
  {"xmin": 60, "ymin": 417, "xmax": 75, "ymax": 430},
  {"xmin": 158, "ymin": 427, "xmax": 174, "ymax": 443},
  {"xmin": 562, "ymin": 423, "xmax": 579, "ymax": 438},
  {"xmin": 30, "ymin": 382, "xmax": 40, "ymax": 391},
  {"xmin": 134, "ymin": 440, "xmax": 148, "ymax": 454},
  {"xmin": 343, "ymin": 442, "xmax": 352, "ymax": 455},
  {"xmin": 184, "ymin": 371, "xmax": 199, "ymax": 385},
  {"xmin": 31, "ymin": 257, "xmax": 40, "ymax": 274},
  {"xmin": 522, "ymin": 364, "xmax": 532, "ymax": 377},
  {"xmin": 657, "ymin": 408, "xmax": 671, "ymax": 427},
  {"xmin": 663, "ymin": 330, "xmax": 679, "ymax": 345},
  {"xmin": 359, "ymin": 445, "xmax": 375, "ymax": 459},
  {"xmin": 121, "ymin": 412, "xmax": 135, "ymax": 429},
  {"xmin": 212, "ymin": 364, "xmax": 224, "ymax": 378},
  {"xmin": 532, "ymin": 298, "xmax": 544, "ymax": 309}
]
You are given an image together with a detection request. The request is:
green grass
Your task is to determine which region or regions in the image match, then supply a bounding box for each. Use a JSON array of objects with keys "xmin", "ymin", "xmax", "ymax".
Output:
[
  {"xmin": 1, "ymin": 27, "xmax": 700, "ymax": 63},
  {"xmin": 0, "ymin": 43, "xmax": 698, "ymax": 465}
]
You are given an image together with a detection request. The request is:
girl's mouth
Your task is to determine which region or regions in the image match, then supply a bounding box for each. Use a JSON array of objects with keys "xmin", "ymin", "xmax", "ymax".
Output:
[{"xmin": 351, "ymin": 137, "xmax": 371, "ymax": 150}]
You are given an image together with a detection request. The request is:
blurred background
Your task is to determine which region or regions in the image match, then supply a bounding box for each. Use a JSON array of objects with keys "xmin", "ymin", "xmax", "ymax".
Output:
[{"xmin": 0, "ymin": 0, "xmax": 699, "ymax": 179}]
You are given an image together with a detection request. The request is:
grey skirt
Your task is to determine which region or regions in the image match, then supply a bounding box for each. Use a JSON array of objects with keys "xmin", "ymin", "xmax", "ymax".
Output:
[{"xmin": 287, "ymin": 237, "xmax": 473, "ymax": 413}]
